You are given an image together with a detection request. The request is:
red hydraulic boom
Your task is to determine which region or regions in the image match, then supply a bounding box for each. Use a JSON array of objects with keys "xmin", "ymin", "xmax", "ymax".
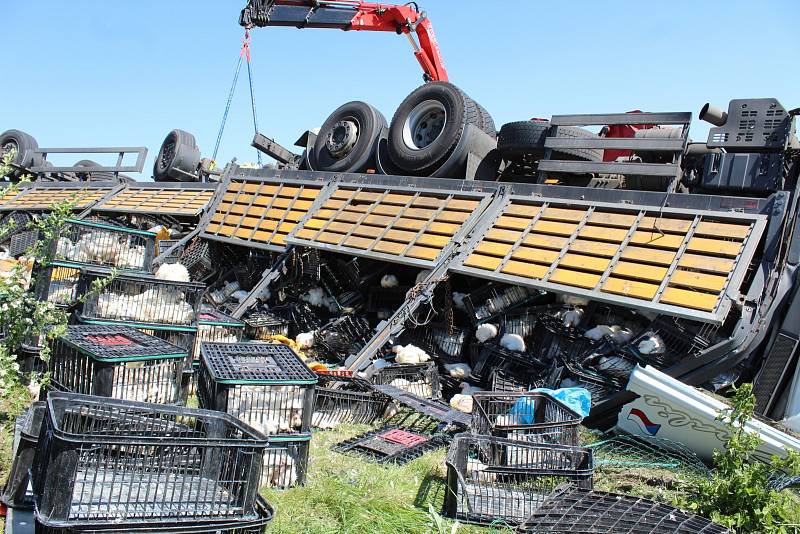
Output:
[{"xmin": 240, "ymin": 0, "xmax": 448, "ymax": 82}]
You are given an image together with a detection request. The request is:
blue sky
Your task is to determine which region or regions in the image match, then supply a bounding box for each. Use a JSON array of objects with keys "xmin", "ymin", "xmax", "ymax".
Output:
[{"xmin": 3, "ymin": 1, "xmax": 798, "ymax": 178}]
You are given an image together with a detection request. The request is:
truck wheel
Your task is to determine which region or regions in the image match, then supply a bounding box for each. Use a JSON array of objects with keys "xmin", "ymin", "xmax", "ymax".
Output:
[
  {"xmin": 308, "ymin": 101, "xmax": 387, "ymax": 173},
  {"xmin": 1, "ymin": 129, "xmax": 42, "ymax": 179},
  {"xmin": 497, "ymin": 121, "xmax": 550, "ymax": 160},
  {"xmin": 388, "ymin": 82, "xmax": 480, "ymax": 174},
  {"xmin": 635, "ymin": 127, "xmax": 683, "ymax": 163},
  {"xmin": 550, "ymin": 126, "xmax": 603, "ymax": 161},
  {"xmin": 154, "ymin": 129, "xmax": 201, "ymax": 182},
  {"xmin": 475, "ymin": 101, "xmax": 497, "ymax": 138}
]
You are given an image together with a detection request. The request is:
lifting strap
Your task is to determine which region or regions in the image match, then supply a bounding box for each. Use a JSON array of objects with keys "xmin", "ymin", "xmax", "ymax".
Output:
[{"xmin": 212, "ymin": 30, "xmax": 262, "ymax": 165}]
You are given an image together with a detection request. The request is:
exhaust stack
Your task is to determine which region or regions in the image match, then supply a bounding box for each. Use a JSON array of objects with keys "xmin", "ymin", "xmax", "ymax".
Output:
[{"xmin": 700, "ymin": 103, "xmax": 728, "ymax": 127}]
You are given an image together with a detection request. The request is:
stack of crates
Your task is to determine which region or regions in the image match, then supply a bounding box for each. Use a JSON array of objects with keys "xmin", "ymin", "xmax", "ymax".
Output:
[
  {"xmin": 31, "ymin": 392, "xmax": 274, "ymax": 532},
  {"xmin": 184, "ymin": 307, "xmax": 246, "ymax": 397},
  {"xmin": 441, "ymin": 390, "xmax": 594, "ymax": 526},
  {"xmin": 77, "ymin": 268, "xmax": 205, "ymax": 378},
  {"xmin": 197, "ymin": 342, "xmax": 318, "ymax": 488},
  {"xmin": 36, "ymin": 219, "xmax": 158, "ymax": 309},
  {"xmin": 48, "ymin": 325, "xmax": 190, "ymax": 405}
]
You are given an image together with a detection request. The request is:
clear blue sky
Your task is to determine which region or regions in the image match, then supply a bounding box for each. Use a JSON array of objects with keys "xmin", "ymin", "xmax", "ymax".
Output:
[{"xmin": 3, "ymin": 1, "xmax": 798, "ymax": 178}]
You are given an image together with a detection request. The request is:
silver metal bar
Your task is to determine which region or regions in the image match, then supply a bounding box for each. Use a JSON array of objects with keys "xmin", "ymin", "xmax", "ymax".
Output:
[
  {"xmin": 537, "ymin": 160, "xmax": 681, "ymax": 177},
  {"xmin": 549, "ymin": 112, "xmax": 692, "ymax": 126},
  {"xmin": 544, "ymin": 137, "xmax": 685, "ymax": 151}
]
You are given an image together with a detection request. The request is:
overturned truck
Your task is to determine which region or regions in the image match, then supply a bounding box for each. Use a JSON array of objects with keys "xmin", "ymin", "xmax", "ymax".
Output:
[{"xmin": 2, "ymin": 93, "xmax": 799, "ymax": 434}]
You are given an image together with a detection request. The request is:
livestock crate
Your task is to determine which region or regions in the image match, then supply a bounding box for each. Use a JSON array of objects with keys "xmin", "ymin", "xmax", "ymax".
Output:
[
  {"xmin": 0, "ymin": 401, "xmax": 46, "ymax": 509},
  {"xmin": 52, "ymin": 219, "xmax": 156, "ymax": 272},
  {"xmin": 7, "ymin": 228, "xmax": 39, "ymax": 257},
  {"xmin": 530, "ymin": 313, "xmax": 598, "ymax": 363},
  {"xmin": 180, "ymin": 237, "xmax": 215, "ymax": 281},
  {"xmin": 400, "ymin": 326, "xmax": 471, "ymax": 365},
  {"xmin": 261, "ymin": 434, "xmax": 311, "ymax": 489},
  {"xmin": 470, "ymin": 344, "xmax": 549, "ymax": 387},
  {"xmin": 625, "ymin": 316, "xmax": 716, "ymax": 369},
  {"xmin": 372, "ymin": 361, "xmax": 442, "ymax": 400},
  {"xmin": 332, "ymin": 425, "xmax": 450, "ymax": 465},
  {"xmin": 312, "ymin": 374, "xmax": 391, "ymax": 429},
  {"xmin": 463, "ymin": 284, "xmax": 538, "ymax": 325},
  {"xmin": 197, "ymin": 343, "xmax": 317, "ymax": 436},
  {"xmin": 34, "ymin": 496, "xmax": 274, "ymax": 533},
  {"xmin": 48, "ymin": 325, "xmax": 189, "ymax": 404},
  {"xmin": 444, "ymin": 434, "xmax": 594, "ymax": 526},
  {"xmin": 32, "ymin": 393, "xmax": 268, "ymax": 525},
  {"xmin": 79, "ymin": 269, "xmax": 204, "ymax": 329},
  {"xmin": 490, "ymin": 369, "xmax": 545, "ymax": 393},
  {"xmin": 313, "ymin": 315, "xmax": 372, "ymax": 363},
  {"xmin": 155, "ymin": 238, "xmax": 183, "ymax": 264},
  {"xmin": 471, "ymin": 391, "xmax": 582, "ymax": 446},
  {"xmin": 195, "ymin": 308, "xmax": 245, "ymax": 359},
  {"xmin": 243, "ymin": 311, "xmax": 290, "ymax": 340},
  {"xmin": 35, "ymin": 262, "xmax": 88, "ymax": 309}
]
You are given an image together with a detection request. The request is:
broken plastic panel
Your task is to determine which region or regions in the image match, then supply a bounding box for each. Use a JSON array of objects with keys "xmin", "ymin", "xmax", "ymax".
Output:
[
  {"xmin": 452, "ymin": 195, "xmax": 767, "ymax": 324},
  {"xmin": 202, "ymin": 174, "xmax": 326, "ymax": 252},
  {"xmin": 288, "ymin": 183, "xmax": 493, "ymax": 268}
]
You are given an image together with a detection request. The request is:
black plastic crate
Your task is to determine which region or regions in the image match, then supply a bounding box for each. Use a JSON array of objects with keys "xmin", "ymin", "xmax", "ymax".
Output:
[
  {"xmin": 8, "ymin": 228, "xmax": 39, "ymax": 257},
  {"xmin": 530, "ymin": 313, "xmax": 598, "ymax": 363},
  {"xmin": 371, "ymin": 384, "xmax": 471, "ymax": 427},
  {"xmin": 463, "ymin": 284, "xmax": 538, "ymax": 325},
  {"xmin": 372, "ymin": 361, "xmax": 441, "ymax": 400},
  {"xmin": 34, "ymin": 496, "xmax": 274, "ymax": 533},
  {"xmin": 48, "ymin": 325, "xmax": 189, "ymax": 404},
  {"xmin": 366, "ymin": 286, "xmax": 409, "ymax": 313},
  {"xmin": 332, "ymin": 425, "xmax": 450, "ymax": 465},
  {"xmin": 269, "ymin": 301, "xmax": 324, "ymax": 338},
  {"xmin": 312, "ymin": 374, "xmax": 391, "ymax": 429},
  {"xmin": 400, "ymin": 326, "xmax": 470, "ymax": 365},
  {"xmin": 261, "ymin": 434, "xmax": 310, "ymax": 489},
  {"xmin": 196, "ymin": 308, "xmax": 245, "ymax": 358},
  {"xmin": 470, "ymin": 344, "xmax": 549, "ymax": 387},
  {"xmin": 180, "ymin": 237, "xmax": 215, "ymax": 281},
  {"xmin": 1, "ymin": 401, "xmax": 46, "ymax": 509},
  {"xmin": 52, "ymin": 219, "xmax": 156, "ymax": 272},
  {"xmin": 32, "ymin": 392, "xmax": 268, "ymax": 525},
  {"xmin": 35, "ymin": 263, "xmax": 87, "ymax": 309},
  {"xmin": 625, "ymin": 317, "xmax": 716, "ymax": 369},
  {"xmin": 197, "ymin": 343, "xmax": 317, "ymax": 436},
  {"xmin": 555, "ymin": 359, "xmax": 623, "ymax": 406},
  {"xmin": 517, "ymin": 484, "xmax": 732, "ymax": 533},
  {"xmin": 444, "ymin": 434, "xmax": 594, "ymax": 526},
  {"xmin": 471, "ymin": 391, "xmax": 582, "ymax": 446},
  {"xmin": 79, "ymin": 269, "xmax": 205, "ymax": 329},
  {"xmin": 243, "ymin": 311, "xmax": 290, "ymax": 340},
  {"xmin": 313, "ymin": 315, "xmax": 372, "ymax": 363},
  {"xmin": 156, "ymin": 239, "xmax": 183, "ymax": 264},
  {"xmin": 490, "ymin": 368, "xmax": 546, "ymax": 393}
]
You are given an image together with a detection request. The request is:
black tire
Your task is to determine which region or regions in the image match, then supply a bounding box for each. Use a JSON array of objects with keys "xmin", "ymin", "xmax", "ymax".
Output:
[
  {"xmin": 474, "ymin": 101, "xmax": 497, "ymax": 138},
  {"xmin": 497, "ymin": 121, "xmax": 550, "ymax": 160},
  {"xmin": 388, "ymin": 82, "xmax": 480, "ymax": 174},
  {"xmin": 624, "ymin": 174, "xmax": 674, "ymax": 191},
  {"xmin": 550, "ymin": 126, "xmax": 603, "ymax": 161},
  {"xmin": 635, "ymin": 127, "xmax": 683, "ymax": 163},
  {"xmin": 154, "ymin": 129, "xmax": 201, "ymax": 182},
  {"xmin": 1, "ymin": 129, "xmax": 41, "ymax": 179},
  {"xmin": 308, "ymin": 101, "xmax": 386, "ymax": 173}
]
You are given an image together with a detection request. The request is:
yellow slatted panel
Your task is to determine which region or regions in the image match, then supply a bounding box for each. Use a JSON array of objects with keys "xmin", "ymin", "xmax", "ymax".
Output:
[
  {"xmin": 289, "ymin": 185, "xmax": 487, "ymax": 266},
  {"xmin": 96, "ymin": 188, "xmax": 215, "ymax": 215},
  {"xmin": 3, "ymin": 188, "xmax": 111, "ymax": 209},
  {"xmin": 454, "ymin": 196, "xmax": 764, "ymax": 322},
  {"xmin": 203, "ymin": 179, "xmax": 323, "ymax": 250}
]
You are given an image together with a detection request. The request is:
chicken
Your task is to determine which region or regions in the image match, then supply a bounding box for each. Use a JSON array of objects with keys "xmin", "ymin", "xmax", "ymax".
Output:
[
  {"xmin": 561, "ymin": 308, "xmax": 584, "ymax": 328},
  {"xmin": 638, "ymin": 334, "xmax": 666, "ymax": 355},
  {"xmin": 449, "ymin": 393, "xmax": 474, "ymax": 413},
  {"xmin": 475, "ymin": 323, "xmax": 498, "ymax": 343},
  {"xmin": 296, "ymin": 332, "xmax": 315, "ymax": 349},
  {"xmin": 380, "ymin": 274, "xmax": 399, "ymax": 288},
  {"xmin": 155, "ymin": 263, "xmax": 191, "ymax": 282},
  {"xmin": 444, "ymin": 362, "xmax": 471, "ymax": 378},
  {"xmin": 500, "ymin": 333, "xmax": 525, "ymax": 352},
  {"xmin": 392, "ymin": 344, "xmax": 430, "ymax": 364}
]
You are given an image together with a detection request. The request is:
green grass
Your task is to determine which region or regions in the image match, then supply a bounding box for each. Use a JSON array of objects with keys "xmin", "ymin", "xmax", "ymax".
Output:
[{"xmin": 262, "ymin": 426, "xmax": 512, "ymax": 534}]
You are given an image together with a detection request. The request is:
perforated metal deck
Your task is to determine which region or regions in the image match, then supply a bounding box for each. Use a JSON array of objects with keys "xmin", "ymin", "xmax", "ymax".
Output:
[
  {"xmin": 92, "ymin": 184, "xmax": 216, "ymax": 216},
  {"xmin": 202, "ymin": 175, "xmax": 326, "ymax": 252},
  {"xmin": 452, "ymin": 195, "xmax": 767, "ymax": 324},
  {"xmin": 287, "ymin": 183, "xmax": 493, "ymax": 268}
]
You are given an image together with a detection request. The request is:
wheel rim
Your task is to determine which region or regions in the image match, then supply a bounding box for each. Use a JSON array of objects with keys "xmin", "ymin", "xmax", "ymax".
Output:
[
  {"xmin": 2, "ymin": 140, "xmax": 18, "ymax": 159},
  {"xmin": 160, "ymin": 138, "xmax": 176, "ymax": 170},
  {"xmin": 326, "ymin": 119, "xmax": 359, "ymax": 158},
  {"xmin": 402, "ymin": 100, "xmax": 446, "ymax": 150}
]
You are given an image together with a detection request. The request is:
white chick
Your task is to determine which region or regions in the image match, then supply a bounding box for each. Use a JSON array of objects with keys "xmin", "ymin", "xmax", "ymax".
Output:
[
  {"xmin": 584, "ymin": 325, "xmax": 615, "ymax": 341},
  {"xmin": 381, "ymin": 274, "xmax": 399, "ymax": 288},
  {"xmin": 415, "ymin": 269, "xmax": 431, "ymax": 284},
  {"xmin": 638, "ymin": 335, "xmax": 666, "ymax": 355},
  {"xmin": 562, "ymin": 308, "xmax": 584, "ymax": 328},
  {"xmin": 558, "ymin": 294, "xmax": 591, "ymax": 307},
  {"xmin": 476, "ymin": 323, "xmax": 499, "ymax": 343},
  {"xmin": 393, "ymin": 344, "xmax": 430, "ymax": 364},
  {"xmin": 452, "ymin": 292, "xmax": 467, "ymax": 311},
  {"xmin": 155, "ymin": 263, "xmax": 191, "ymax": 282},
  {"xmin": 449, "ymin": 394, "xmax": 474, "ymax": 413},
  {"xmin": 444, "ymin": 363, "xmax": 472, "ymax": 379},
  {"xmin": 500, "ymin": 333, "xmax": 526, "ymax": 352},
  {"xmin": 610, "ymin": 327, "xmax": 635, "ymax": 345},
  {"xmin": 296, "ymin": 332, "xmax": 315, "ymax": 349},
  {"xmin": 55, "ymin": 237, "xmax": 73, "ymax": 258}
]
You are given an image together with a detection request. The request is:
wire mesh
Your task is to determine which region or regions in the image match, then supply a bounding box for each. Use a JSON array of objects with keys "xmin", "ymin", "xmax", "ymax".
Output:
[
  {"xmin": 587, "ymin": 433, "xmax": 711, "ymax": 476},
  {"xmin": 517, "ymin": 484, "xmax": 732, "ymax": 533}
]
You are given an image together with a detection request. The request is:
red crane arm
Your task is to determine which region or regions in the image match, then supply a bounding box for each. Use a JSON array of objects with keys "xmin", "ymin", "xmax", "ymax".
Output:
[{"xmin": 240, "ymin": 0, "xmax": 449, "ymax": 82}]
